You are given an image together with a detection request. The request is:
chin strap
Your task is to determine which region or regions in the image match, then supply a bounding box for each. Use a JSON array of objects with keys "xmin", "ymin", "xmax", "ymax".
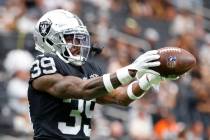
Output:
[
  {"xmin": 56, "ymin": 51, "xmax": 69, "ymax": 63},
  {"xmin": 56, "ymin": 51, "xmax": 85, "ymax": 66}
]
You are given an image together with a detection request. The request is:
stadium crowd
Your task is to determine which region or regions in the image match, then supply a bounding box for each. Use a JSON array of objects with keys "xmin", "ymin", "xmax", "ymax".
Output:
[{"xmin": 0, "ymin": 0, "xmax": 210, "ymax": 139}]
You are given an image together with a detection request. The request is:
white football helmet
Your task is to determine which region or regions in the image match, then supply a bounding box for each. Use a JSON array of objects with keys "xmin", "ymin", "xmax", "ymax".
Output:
[{"xmin": 33, "ymin": 9, "xmax": 90, "ymax": 66}]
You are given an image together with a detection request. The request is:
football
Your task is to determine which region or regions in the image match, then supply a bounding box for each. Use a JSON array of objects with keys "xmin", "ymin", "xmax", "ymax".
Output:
[{"xmin": 151, "ymin": 47, "xmax": 196, "ymax": 77}]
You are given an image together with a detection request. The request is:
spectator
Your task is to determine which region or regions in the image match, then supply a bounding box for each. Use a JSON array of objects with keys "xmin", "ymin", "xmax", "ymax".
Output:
[
  {"xmin": 3, "ymin": 49, "xmax": 34, "ymax": 139},
  {"xmin": 170, "ymin": 9, "xmax": 195, "ymax": 36},
  {"xmin": 143, "ymin": 28, "xmax": 160, "ymax": 49},
  {"xmin": 128, "ymin": 100, "xmax": 154, "ymax": 140},
  {"xmin": 154, "ymin": 110, "xmax": 183, "ymax": 140},
  {"xmin": 186, "ymin": 121, "xmax": 204, "ymax": 140}
]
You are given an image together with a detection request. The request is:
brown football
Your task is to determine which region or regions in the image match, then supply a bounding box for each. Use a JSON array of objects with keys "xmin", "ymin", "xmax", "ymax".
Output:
[{"xmin": 151, "ymin": 47, "xmax": 196, "ymax": 77}]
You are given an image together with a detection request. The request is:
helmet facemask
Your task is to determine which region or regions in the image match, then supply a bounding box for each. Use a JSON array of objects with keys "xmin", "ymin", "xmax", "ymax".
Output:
[{"xmin": 55, "ymin": 28, "xmax": 91, "ymax": 66}]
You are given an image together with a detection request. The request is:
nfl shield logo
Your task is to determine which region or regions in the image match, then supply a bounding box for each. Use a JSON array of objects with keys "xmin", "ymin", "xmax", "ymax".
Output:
[
  {"xmin": 167, "ymin": 56, "xmax": 177, "ymax": 68},
  {"xmin": 39, "ymin": 19, "xmax": 52, "ymax": 36}
]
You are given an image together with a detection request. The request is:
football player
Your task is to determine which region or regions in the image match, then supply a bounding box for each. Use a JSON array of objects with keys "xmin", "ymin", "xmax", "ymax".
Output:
[{"xmin": 28, "ymin": 9, "xmax": 165, "ymax": 140}]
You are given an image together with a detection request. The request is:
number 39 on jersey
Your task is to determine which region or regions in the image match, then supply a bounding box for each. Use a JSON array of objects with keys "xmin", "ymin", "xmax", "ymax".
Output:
[{"xmin": 31, "ymin": 56, "xmax": 57, "ymax": 78}]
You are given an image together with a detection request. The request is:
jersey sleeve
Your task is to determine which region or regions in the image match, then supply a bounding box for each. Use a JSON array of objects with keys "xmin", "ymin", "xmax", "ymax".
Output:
[{"xmin": 29, "ymin": 54, "xmax": 58, "ymax": 83}]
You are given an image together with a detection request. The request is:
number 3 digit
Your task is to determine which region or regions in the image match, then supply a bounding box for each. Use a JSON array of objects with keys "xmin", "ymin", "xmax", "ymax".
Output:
[{"xmin": 31, "ymin": 60, "xmax": 41, "ymax": 78}]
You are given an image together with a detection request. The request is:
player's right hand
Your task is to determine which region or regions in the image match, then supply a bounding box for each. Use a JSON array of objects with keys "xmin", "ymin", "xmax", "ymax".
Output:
[
  {"xmin": 136, "ymin": 71, "xmax": 179, "ymax": 91},
  {"xmin": 127, "ymin": 50, "xmax": 160, "ymax": 76}
]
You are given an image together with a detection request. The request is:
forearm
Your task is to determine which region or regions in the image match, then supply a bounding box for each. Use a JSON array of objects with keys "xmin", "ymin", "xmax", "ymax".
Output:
[
  {"xmin": 51, "ymin": 70, "xmax": 137, "ymax": 100},
  {"xmin": 84, "ymin": 69, "xmax": 136, "ymax": 90},
  {"xmin": 81, "ymin": 69, "xmax": 137, "ymax": 100},
  {"xmin": 96, "ymin": 81, "xmax": 146, "ymax": 106},
  {"xmin": 96, "ymin": 73, "xmax": 159, "ymax": 106}
]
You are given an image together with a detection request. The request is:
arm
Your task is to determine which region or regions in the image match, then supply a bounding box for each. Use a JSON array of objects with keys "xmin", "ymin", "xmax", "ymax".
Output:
[
  {"xmin": 96, "ymin": 82, "xmax": 145, "ymax": 106},
  {"xmin": 31, "ymin": 50, "xmax": 160, "ymax": 100},
  {"xmin": 96, "ymin": 72, "xmax": 162, "ymax": 106},
  {"xmin": 32, "ymin": 70, "xmax": 137, "ymax": 100}
]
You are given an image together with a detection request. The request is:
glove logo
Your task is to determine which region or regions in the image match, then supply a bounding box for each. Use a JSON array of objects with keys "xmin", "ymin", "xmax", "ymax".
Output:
[
  {"xmin": 39, "ymin": 19, "xmax": 52, "ymax": 36},
  {"xmin": 167, "ymin": 56, "xmax": 176, "ymax": 68}
]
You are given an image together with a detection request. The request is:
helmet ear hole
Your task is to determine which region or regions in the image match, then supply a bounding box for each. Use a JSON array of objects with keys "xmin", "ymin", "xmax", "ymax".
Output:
[{"xmin": 64, "ymin": 49, "xmax": 70, "ymax": 56}]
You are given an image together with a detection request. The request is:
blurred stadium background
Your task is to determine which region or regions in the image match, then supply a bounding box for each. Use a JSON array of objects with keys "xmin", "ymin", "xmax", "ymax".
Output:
[{"xmin": 0, "ymin": 0, "xmax": 210, "ymax": 140}]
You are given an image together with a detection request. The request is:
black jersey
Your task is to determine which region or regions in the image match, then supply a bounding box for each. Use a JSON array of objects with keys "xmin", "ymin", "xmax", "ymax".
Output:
[{"xmin": 28, "ymin": 53, "xmax": 103, "ymax": 140}]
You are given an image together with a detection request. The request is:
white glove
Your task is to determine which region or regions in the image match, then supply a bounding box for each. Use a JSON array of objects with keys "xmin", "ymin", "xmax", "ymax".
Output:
[
  {"xmin": 127, "ymin": 50, "xmax": 160, "ymax": 73},
  {"xmin": 137, "ymin": 71, "xmax": 179, "ymax": 91},
  {"xmin": 115, "ymin": 50, "xmax": 160, "ymax": 86},
  {"xmin": 126, "ymin": 70, "xmax": 179, "ymax": 100}
]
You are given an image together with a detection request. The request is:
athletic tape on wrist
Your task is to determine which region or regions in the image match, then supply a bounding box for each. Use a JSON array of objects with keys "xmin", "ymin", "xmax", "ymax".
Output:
[
  {"xmin": 127, "ymin": 81, "xmax": 143, "ymax": 100},
  {"xmin": 116, "ymin": 68, "xmax": 133, "ymax": 85},
  {"xmin": 138, "ymin": 74, "xmax": 151, "ymax": 91},
  {"xmin": 102, "ymin": 74, "xmax": 114, "ymax": 93}
]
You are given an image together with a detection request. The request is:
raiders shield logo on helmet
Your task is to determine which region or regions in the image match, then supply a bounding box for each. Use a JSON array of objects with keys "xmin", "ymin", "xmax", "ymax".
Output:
[{"xmin": 39, "ymin": 19, "xmax": 52, "ymax": 36}]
